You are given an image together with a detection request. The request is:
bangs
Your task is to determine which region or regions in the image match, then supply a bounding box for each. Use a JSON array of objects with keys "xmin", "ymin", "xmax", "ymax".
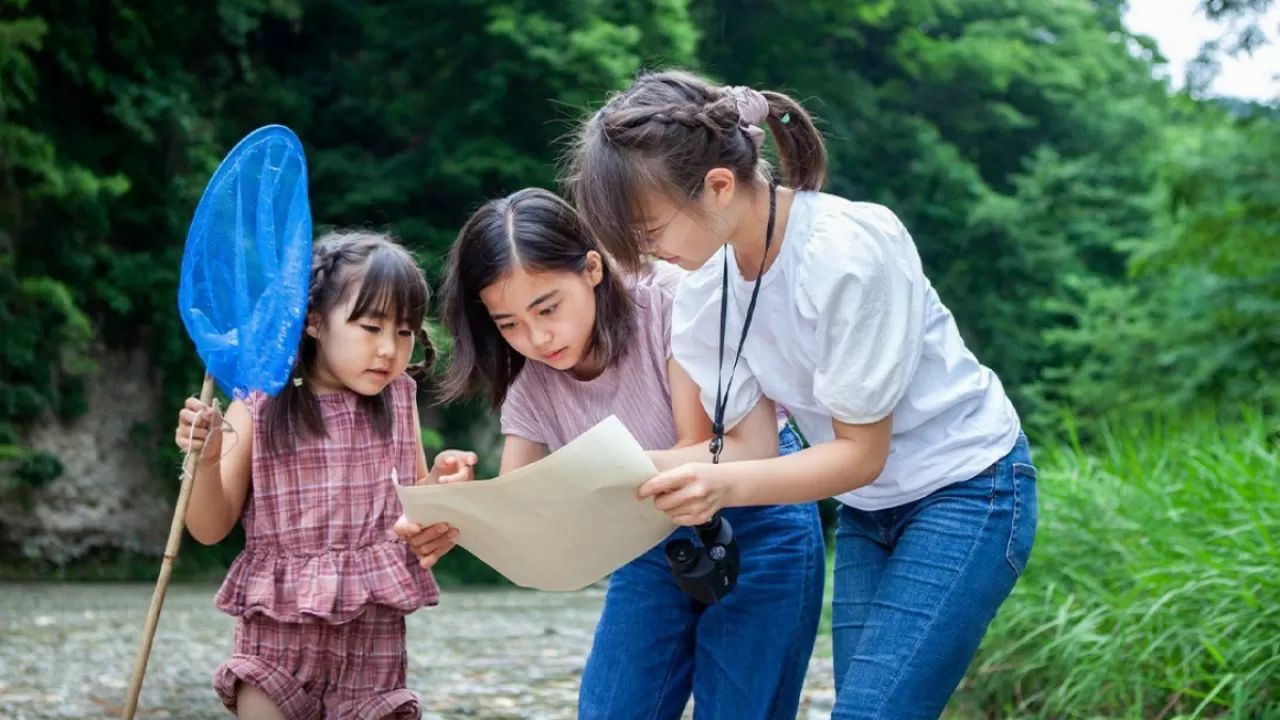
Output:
[{"xmin": 346, "ymin": 247, "xmax": 429, "ymax": 328}]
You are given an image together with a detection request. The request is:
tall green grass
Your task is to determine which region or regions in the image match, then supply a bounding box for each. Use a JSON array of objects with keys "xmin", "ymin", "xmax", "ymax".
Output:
[{"xmin": 959, "ymin": 411, "xmax": 1279, "ymax": 718}]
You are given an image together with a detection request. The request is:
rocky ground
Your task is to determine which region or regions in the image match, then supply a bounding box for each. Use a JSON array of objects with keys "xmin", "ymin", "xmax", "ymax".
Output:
[{"xmin": 0, "ymin": 583, "xmax": 835, "ymax": 719}]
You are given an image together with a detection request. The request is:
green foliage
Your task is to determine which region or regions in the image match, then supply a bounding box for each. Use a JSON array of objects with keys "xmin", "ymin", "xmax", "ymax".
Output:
[
  {"xmin": 1036, "ymin": 100, "xmax": 1280, "ymax": 423},
  {"xmin": 0, "ymin": 0, "xmax": 296, "ymax": 483},
  {"xmin": 960, "ymin": 410, "xmax": 1280, "ymax": 717},
  {"xmin": 12, "ymin": 449, "xmax": 61, "ymax": 488},
  {"xmin": 213, "ymin": 0, "xmax": 697, "ymax": 267},
  {"xmin": 0, "ymin": 443, "xmax": 63, "ymax": 512},
  {"xmin": 0, "ymin": 10, "xmax": 107, "ymax": 427},
  {"xmin": 0, "ymin": 442, "xmax": 59, "ymax": 482}
]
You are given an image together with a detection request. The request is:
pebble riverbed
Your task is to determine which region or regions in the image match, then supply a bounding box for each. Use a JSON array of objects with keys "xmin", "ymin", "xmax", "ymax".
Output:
[{"xmin": 0, "ymin": 583, "xmax": 835, "ymax": 719}]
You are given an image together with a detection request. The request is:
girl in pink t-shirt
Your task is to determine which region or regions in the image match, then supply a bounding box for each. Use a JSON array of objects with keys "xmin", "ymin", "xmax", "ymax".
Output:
[{"xmin": 397, "ymin": 188, "xmax": 824, "ymax": 720}]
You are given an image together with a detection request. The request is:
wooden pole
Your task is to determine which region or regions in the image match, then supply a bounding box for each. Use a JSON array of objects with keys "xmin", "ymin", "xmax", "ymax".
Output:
[{"xmin": 120, "ymin": 372, "xmax": 216, "ymax": 720}]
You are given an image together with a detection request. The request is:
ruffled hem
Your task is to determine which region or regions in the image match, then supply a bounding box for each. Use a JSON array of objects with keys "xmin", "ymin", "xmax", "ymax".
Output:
[
  {"xmin": 214, "ymin": 540, "xmax": 440, "ymax": 624},
  {"xmin": 346, "ymin": 688, "xmax": 420, "ymax": 720},
  {"xmin": 215, "ymin": 654, "xmax": 319, "ymax": 719}
]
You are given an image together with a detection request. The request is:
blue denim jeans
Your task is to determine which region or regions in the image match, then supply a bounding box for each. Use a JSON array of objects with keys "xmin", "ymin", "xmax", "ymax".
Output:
[
  {"xmin": 577, "ymin": 425, "xmax": 825, "ymax": 720},
  {"xmin": 830, "ymin": 432, "xmax": 1038, "ymax": 720}
]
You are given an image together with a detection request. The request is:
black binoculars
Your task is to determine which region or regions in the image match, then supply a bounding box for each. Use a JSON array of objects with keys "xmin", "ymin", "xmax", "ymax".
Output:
[{"xmin": 664, "ymin": 512, "xmax": 739, "ymax": 606}]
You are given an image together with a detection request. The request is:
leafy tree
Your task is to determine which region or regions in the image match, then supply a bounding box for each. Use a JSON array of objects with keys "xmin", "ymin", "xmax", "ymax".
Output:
[
  {"xmin": 1041, "ymin": 98, "xmax": 1280, "ymax": 418},
  {"xmin": 1, "ymin": 1, "xmax": 296, "ymax": 489}
]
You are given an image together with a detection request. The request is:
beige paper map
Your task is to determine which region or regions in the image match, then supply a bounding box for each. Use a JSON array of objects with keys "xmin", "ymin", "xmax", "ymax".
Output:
[{"xmin": 393, "ymin": 415, "xmax": 676, "ymax": 592}]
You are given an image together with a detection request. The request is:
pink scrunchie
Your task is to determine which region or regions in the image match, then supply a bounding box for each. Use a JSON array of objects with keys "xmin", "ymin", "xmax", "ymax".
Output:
[{"xmin": 726, "ymin": 86, "xmax": 769, "ymax": 152}]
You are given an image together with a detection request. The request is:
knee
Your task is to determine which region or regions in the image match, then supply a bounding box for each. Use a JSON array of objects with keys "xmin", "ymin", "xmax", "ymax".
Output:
[{"xmin": 236, "ymin": 683, "xmax": 287, "ymax": 720}]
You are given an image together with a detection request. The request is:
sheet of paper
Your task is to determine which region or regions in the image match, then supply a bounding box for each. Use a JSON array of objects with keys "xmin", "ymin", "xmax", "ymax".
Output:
[{"xmin": 394, "ymin": 415, "xmax": 676, "ymax": 592}]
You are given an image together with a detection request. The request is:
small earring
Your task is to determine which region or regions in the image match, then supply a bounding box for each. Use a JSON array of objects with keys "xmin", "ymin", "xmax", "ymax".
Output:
[{"xmin": 293, "ymin": 377, "xmax": 303, "ymax": 387}]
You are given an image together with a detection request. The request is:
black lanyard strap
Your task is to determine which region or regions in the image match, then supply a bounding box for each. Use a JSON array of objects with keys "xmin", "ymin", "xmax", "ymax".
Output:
[{"xmin": 710, "ymin": 181, "xmax": 777, "ymax": 464}]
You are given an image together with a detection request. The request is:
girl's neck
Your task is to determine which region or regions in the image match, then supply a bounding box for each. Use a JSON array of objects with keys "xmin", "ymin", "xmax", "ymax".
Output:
[
  {"xmin": 728, "ymin": 184, "xmax": 794, "ymax": 281},
  {"xmin": 568, "ymin": 346, "xmax": 607, "ymax": 381}
]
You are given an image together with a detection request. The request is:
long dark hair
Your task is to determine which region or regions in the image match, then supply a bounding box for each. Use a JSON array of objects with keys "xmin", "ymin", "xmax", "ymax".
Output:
[
  {"xmin": 562, "ymin": 69, "xmax": 827, "ymax": 272},
  {"xmin": 440, "ymin": 188, "xmax": 634, "ymax": 409},
  {"xmin": 263, "ymin": 230, "xmax": 434, "ymax": 454}
]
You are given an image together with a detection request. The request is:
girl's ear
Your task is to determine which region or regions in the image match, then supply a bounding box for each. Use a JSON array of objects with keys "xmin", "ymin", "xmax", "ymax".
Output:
[
  {"xmin": 584, "ymin": 250, "xmax": 605, "ymax": 287},
  {"xmin": 305, "ymin": 311, "xmax": 321, "ymax": 339},
  {"xmin": 703, "ymin": 167, "xmax": 737, "ymax": 210}
]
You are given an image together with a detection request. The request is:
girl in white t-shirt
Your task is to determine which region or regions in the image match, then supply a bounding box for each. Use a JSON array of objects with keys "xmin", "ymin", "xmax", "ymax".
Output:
[{"xmin": 563, "ymin": 69, "xmax": 1038, "ymax": 719}]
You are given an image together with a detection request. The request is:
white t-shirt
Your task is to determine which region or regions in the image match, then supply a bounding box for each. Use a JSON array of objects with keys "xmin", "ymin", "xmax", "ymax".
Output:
[{"xmin": 670, "ymin": 191, "xmax": 1021, "ymax": 511}]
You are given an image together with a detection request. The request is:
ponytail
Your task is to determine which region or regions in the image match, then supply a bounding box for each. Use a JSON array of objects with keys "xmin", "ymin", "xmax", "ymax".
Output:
[{"xmin": 761, "ymin": 90, "xmax": 826, "ymax": 191}]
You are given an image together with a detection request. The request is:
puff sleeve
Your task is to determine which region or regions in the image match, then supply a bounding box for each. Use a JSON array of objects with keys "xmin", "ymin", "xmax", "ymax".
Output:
[{"xmin": 797, "ymin": 203, "xmax": 926, "ymax": 425}]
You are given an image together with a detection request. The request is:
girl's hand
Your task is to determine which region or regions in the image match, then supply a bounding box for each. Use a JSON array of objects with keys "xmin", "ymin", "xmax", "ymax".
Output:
[
  {"xmin": 422, "ymin": 449, "xmax": 478, "ymax": 485},
  {"xmin": 393, "ymin": 515, "xmax": 459, "ymax": 569},
  {"xmin": 175, "ymin": 397, "xmax": 222, "ymax": 465},
  {"xmin": 637, "ymin": 463, "xmax": 730, "ymax": 526}
]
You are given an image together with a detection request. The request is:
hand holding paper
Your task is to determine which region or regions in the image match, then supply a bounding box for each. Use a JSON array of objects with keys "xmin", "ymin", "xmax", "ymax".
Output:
[
  {"xmin": 393, "ymin": 415, "xmax": 675, "ymax": 591},
  {"xmin": 394, "ymin": 516, "xmax": 459, "ymax": 569},
  {"xmin": 392, "ymin": 449, "xmax": 474, "ymax": 569},
  {"xmin": 638, "ymin": 461, "xmax": 727, "ymax": 527}
]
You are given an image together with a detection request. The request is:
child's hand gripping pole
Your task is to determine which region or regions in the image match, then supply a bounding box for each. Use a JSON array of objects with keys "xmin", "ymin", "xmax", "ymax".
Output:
[{"xmin": 120, "ymin": 371, "xmax": 215, "ymax": 720}]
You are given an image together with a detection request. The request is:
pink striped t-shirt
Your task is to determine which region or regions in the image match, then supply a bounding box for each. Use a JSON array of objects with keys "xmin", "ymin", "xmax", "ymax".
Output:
[{"xmin": 500, "ymin": 263, "xmax": 683, "ymax": 452}]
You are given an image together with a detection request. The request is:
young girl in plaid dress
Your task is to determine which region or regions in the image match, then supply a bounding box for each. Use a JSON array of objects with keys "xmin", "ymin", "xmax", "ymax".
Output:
[{"xmin": 175, "ymin": 231, "xmax": 475, "ymax": 720}]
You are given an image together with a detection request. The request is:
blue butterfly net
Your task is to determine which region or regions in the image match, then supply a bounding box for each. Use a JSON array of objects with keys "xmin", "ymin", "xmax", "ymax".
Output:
[{"xmin": 178, "ymin": 125, "xmax": 313, "ymax": 399}]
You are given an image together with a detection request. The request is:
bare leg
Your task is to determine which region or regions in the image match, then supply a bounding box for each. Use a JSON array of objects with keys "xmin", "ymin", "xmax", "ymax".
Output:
[{"xmin": 236, "ymin": 683, "xmax": 288, "ymax": 720}]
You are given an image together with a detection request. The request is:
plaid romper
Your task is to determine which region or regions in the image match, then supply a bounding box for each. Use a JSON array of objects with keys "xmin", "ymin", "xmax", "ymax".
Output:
[{"xmin": 213, "ymin": 373, "xmax": 439, "ymax": 719}]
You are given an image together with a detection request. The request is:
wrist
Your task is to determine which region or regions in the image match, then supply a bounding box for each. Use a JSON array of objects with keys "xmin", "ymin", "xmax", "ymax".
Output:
[
  {"xmin": 647, "ymin": 449, "xmax": 673, "ymax": 473},
  {"xmin": 712, "ymin": 462, "xmax": 744, "ymax": 508}
]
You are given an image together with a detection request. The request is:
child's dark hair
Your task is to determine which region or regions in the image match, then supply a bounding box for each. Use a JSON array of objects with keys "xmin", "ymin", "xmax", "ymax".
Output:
[
  {"xmin": 440, "ymin": 188, "xmax": 634, "ymax": 409},
  {"xmin": 563, "ymin": 69, "xmax": 827, "ymax": 271},
  {"xmin": 263, "ymin": 230, "xmax": 434, "ymax": 454}
]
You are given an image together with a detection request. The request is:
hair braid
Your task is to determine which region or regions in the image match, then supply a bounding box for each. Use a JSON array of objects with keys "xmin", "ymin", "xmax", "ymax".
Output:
[
  {"xmin": 561, "ymin": 69, "xmax": 828, "ymax": 271},
  {"xmin": 404, "ymin": 326, "xmax": 437, "ymax": 384},
  {"xmin": 308, "ymin": 242, "xmax": 336, "ymax": 310},
  {"xmin": 601, "ymin": 100, "xmax": 736, "ymax": 150}
]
